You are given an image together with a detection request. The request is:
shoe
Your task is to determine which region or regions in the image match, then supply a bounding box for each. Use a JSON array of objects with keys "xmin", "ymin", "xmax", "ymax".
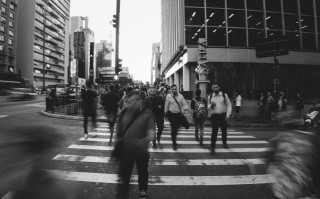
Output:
[
  {"xmin": 195, "ymin": 135, "xmax": 199, "ymax": 141},
  {"xmin": 223, "ymin": 144, "xmax": 229, "ymax": 149},
  {"xmin": 199, "ymin": 140, "xmax": 203, "ymax": 146},
  {"xmin": 172, "ymin": 144, "xmax": 177, "ymax": 151},
  {"xmin": 84, "ymin": 134, "xmax": 88, "ymax": 139},
  {"xmin": 140, "ymin": 190, "xmax": 147, "ymax": 199},
  {"xmin": 210, "ymin": 149, "xmax": 215, "ymax": 156},
  {"xmin": 152, "ymin": 143, "xmax": 157, "ymax": 149}
]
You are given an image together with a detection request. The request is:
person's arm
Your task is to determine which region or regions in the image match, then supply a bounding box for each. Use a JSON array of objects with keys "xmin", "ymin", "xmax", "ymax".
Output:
[
  {"xmin": 225, "ymin": 94, "xmax": 232, "ymax": 118},
  {"xmin": 164, "ymin": 95, "xmax": 170, "ymax": 115},
  {"xmin": 181, "ymin": 95, "xmax": 191, "ymax": 113}
]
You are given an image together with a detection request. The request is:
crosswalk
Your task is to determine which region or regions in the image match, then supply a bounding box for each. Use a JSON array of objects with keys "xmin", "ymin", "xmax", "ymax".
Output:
[
  {"xmin": 49, "ymin": 123, "xmax": 274, "ymax": 189},
  {"xmin": 2, "ymin": 123, "xmax": 276, "ymax": 198}
]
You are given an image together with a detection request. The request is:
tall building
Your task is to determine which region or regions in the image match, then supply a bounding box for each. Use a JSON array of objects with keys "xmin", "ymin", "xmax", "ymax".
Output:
[
  {"xmin": 151, "ymin": 42, "xmax": 161, "ymax": 85},
  {"xmin": 161, "ymin": 0, "xmax": 320, "ymax": 100},
  {"xmin": 16, "ymin": 0, "xmax": 70, "ymax": 89},
  {"xmin": 70, "ymin": 16, "xmax": 95, "ymax": 86},
  {"xmin": 0, "ymin": 0, "xmax": 18, "ymax": 86}
]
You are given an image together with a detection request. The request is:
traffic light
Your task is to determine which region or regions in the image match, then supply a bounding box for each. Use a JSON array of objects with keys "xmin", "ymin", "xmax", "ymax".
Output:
[
  {"xmin": 112, "ymin": 15, "xmax": 118, "ymax": 28},
  {"xmin": 115, "ymin": 58, "xmax": 122, "ymax": 75}
]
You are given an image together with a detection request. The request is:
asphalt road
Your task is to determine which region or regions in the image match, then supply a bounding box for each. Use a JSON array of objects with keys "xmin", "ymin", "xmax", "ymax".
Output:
[{"xmin": 0, "ymin": 98, "xmax": 317, "ymax": 199}]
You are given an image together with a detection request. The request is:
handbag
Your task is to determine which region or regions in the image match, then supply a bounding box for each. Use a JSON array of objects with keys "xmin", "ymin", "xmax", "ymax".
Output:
[
  {"xmin": 172, "ymin": 95, "xmax": 189, "ymax": 129},
  {"xmin": 111, "ymin": 108, "xmax": 143, "ymax": 160}
]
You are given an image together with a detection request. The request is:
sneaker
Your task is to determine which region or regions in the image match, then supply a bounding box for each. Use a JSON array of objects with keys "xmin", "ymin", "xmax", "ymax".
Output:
[
  {"xmin": 140, "ymin": 190, "xmax": 147, "ymax": 199},
  {"xmin": 84, "ymin": 134, "xmax": 88, "ymax": 139}
]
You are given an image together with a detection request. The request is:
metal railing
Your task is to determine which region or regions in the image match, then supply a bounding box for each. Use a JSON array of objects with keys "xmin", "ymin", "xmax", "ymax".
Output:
[{"xmin": 46, "ymin": 95, "xmax": 83, "ymax": 115}]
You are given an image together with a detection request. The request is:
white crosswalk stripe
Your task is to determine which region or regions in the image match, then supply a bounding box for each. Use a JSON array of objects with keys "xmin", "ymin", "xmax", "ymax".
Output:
[
  {"xmin": 0, "ymin": 115, "xmax": 8, "ymax": 119},
  {"xmin": 47, "ymin": 122, "xmax": 273, "ymax": 191}
]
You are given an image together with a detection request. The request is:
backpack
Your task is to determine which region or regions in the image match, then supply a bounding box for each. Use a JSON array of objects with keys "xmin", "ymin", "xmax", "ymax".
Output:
[
  {"xmin": 209, "ymin": 92, "xmax": 227, "ymax": 105},
  {"xmin": 193, "ymin": 98, "xmax": 208, "ymax": 119}
]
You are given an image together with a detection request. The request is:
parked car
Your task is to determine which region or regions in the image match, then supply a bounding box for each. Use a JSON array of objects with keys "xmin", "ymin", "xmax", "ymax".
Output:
[{"xmin": 7, "ymin": 88, "xmax": 37, "ymax": 101}]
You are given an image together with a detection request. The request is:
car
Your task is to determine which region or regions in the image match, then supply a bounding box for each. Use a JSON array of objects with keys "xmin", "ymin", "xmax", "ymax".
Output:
[{"xmin": 7, "ymin": 88, "xmax": 37, "ymax": 101}]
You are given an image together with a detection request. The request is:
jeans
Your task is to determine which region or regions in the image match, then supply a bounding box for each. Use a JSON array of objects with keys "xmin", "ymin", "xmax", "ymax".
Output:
[
  {"xmin": 153, "ymin": 114, "xmax": 164, "ymax": 143},
  {"xmin": 83, "ymin": 110, "xmax": 97, "ymax": 134},
  {"xmin": 166, "ymin": 112, "xmax": 180, "ymax": 146},
  {"xmin": 194, "ymin": 117, "xmax": 205, "ymax": 142},
  {"xmin": 210, "ymin": 113, "xmax": 228, "ymax": 149}
]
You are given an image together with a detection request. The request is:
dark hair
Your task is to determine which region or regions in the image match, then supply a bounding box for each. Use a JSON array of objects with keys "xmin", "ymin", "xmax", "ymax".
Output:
[
  {"xmin": 171, "ymin": 84, "xmax": 177, "ymax": 89},
  {"xmin": 211, "ymin": 82, "xmax": 219, "ymax": 86},
  {"xmin": 127, "ymin": 86, "xmax": 133, "ymax": 94},
  {"xmin": 195, "ymin": 89, "xmax": 201, "ymax": 96},
  {"xmin": 109, "ymin": 84, "xmax": 115, "ymax": 91}
]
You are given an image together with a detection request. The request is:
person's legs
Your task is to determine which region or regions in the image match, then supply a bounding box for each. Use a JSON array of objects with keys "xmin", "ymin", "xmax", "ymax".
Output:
[
  {"xmin": 194, "ymin": 118, "xmax": 199, "ymax": 141},
  {"xmin": 156, "ymin": 114, "xmax": 164, "ymax": 143},
  {"xmin": 168, "ymin": 113, "xmax": 179, "ymax": 150},
  {"xmin": 210, "ymin": 115, "xmax": 219, "ymax": 154},
  {"xmin": 117, "ymin": 153, "xmax": 135, "ymax": 199},
  {"xmin": 83, "ymin": 112, "xmax": 89, "ymax": 138},
  {"xmin": 199, "ymin": 119, "xmax": 205, "ymax": 146},
  {"xmin": 219, "ymin": 113, "xmax": 228, "ymax": 148},
  {"xmin": 136, "ymin": 153, "xmax": 150, "ymax": 194}
]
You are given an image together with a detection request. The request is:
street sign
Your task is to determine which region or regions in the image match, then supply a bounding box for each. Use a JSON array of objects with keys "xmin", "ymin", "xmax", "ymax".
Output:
[{"xmin": 255, "ymin": 36, "xmax": 289, "ymax": 58}]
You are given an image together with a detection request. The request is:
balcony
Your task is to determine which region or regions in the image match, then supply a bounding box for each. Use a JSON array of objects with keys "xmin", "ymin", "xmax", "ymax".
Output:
[
  {"xmin": 45, "ymin": 35, "xmax": 59, "ymax": 45},
  {"xmin": 34, "ymin": 39, "xmax": 44, "ymax": 47}
]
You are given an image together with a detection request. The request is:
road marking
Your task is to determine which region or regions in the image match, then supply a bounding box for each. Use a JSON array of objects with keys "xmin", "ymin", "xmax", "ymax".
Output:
[
  {"xmin": 87, "ymin": 132, "xmax": 255, "ymax": 139},
  {"xmin": 79, "ymin": 137, "xmax": 267, "ymax": 144},
  {"xmin": 47, "ymin": 170, "xmax": 274, "ymax": 185},
  {"xmin": 25, "ymin": 103, "xmax": 45, "ymax": 107},
  {"xmin": 68, "ymin": 144, "xmax": 270, "ymax": 153},
  {"xmin": 0, "ymin": 115, "xmax": 8, "ymax": 119},
  {"xmin": 53, "ymin": 154, "xmax": 267, "ymax": 165},
  {"xmin": 1, "ymin": 192, "xmax": 14, "ymax": 199},
  {"xmin": 95, "ymin": 127, "xmax": 236, "ymax": 132},
  {"xmin": 293, "ymin": 130, "xmax": 315, "ymax": 135},
  {"xmin": 89, "ymin": 131, "xmax": 244, "ymax": 135}
]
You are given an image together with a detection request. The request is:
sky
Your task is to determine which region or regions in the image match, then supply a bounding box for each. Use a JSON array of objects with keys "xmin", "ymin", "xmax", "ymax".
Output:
[{"xmin": 70, "ymin": 0, "xmax": 161, "ymax": 83}]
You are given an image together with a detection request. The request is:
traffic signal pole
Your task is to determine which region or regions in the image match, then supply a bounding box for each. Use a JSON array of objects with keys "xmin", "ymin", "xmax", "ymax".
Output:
[{"xmin": 115, "ymin": 0, "xmax": 120, "ymax": 73}]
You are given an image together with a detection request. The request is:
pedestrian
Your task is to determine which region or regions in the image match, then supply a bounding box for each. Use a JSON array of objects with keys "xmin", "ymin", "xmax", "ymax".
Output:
[
  {"xmin": 81, "ymin": 83, "xmax": 98, "ymax": 139},
  {"xmin": 164, "ymin": 84, "xmax": 191, "ymax": 150},
  {"xmin": 207, "ymin": 82, "xmax": 232, "ymax": 155},
  {"xmin": 278, "ymin": 92, "xmax": 287, "ymax": 112},
  {"xmin": 115, "ymin": 93, "xmax": 155, "ymax": 199},
  {"xmin": 258, "ymin": 92, "xmax": 266, "ymax": 119},
  {"xmin": 101, "ymin": 84, "xmax": 120, "ymax": 143},
  {"xmin": 144, "ymin": 85, "xmax": 165, "ymax": 148},
  {"xmin": 296, "ymin": 92, "xmax": 304, "ymax": 117},
  {"xmin": 266, "ymin": 91, "xmax": 275, "ymax": 120},
  {"xmin": 233, "ymin": 92, "xmax": 243, "ymax": 120},
  {"xmin": 191, "ymin": 89, "xmax": 207, "ymax": 146}
]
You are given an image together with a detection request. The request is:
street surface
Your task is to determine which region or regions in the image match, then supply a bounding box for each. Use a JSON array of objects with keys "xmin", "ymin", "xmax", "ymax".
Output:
[{"xmin": 0, "ymin": 97, "xmax": 312, "ymax": 199}]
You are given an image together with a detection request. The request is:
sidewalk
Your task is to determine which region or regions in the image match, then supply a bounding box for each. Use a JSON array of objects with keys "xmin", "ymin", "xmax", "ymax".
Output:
[{"xmin": 40, "ymin": 108, "xmax": 302, "ymax": 128}]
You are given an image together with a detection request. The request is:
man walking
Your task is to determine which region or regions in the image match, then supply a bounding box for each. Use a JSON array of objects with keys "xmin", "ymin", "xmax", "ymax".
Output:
[
  {"xmin": 81, "ymin": 83, "xmax": 98, "ymax": 139},
  {"xmin": 101, "ymin": 84, "xmax": 120, "ymax": 143},
  {"xmin": 191, "ymin": 89, "xmax": 207, "ymax": 146},
  {"xmin": 144, "ymin": 86, "xmax": 165, "ymax": 148},
  {"xmin": 207, "ymin": 82, "xmax": 232, "ymax": 155},
  {"xmin": 164, "ymin": 84, "xmax": 190, "ymax": 150}
]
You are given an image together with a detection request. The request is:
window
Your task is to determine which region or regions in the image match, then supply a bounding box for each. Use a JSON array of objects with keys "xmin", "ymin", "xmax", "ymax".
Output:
[
  {"xmin": 1, "ymin": 0, "xmax": 6, "ymax": 4},
  {"xmin": 247, "ymin": 11, "xmax": 264, "ymax": 29},
  {"xmin": 1, "ymin": 16, "xmax": 6, "ymax": 23},
  {"xmin": 8, "ymin": 30, "xmax": 13, "ymax": 36},
  {"xmin": 301, "ymin": 15, "xmax": 315, "ymax": 33},
  {"xmin": 8, "ymin": 48, "xmax": 12, "ymax": 54},
  {"xmin": 284, "ymin": 31, "xmax": 300, "ymax": 50},
  {"xmin": 9, "ymin": 12, "xmax": 14, "ymax": 19},
  {"xmin": 302, "ymin": 33, "xmax": 316, "ymax": 50},
  {"xmin": 266, "ymin": 12, "xmax": 283, "ymax": 30},
  {"xmin": 0, "ymin": 54, "xmax": 4, "ymax": 61},
  {"xmin": 248, "ymin": 29, "xmax": 265, "ymax": 47},
  {"xmin": 300, "ymin": 0, "xmax": 314, "ymax": 16},
  {"xmin": 227, "ymin": 10, "xmax": 245, "ymax": 27},
  {"xmin": 207, "ymin": 26, "xmax": 226, "ymax": 46},
  {"xmin": 8, "ymin": 67, "xmax": 13, "ymax": 72},
  {"xmin": 228, "ymin": 28, "xmax": 246, "ymax": 47},
  {"xmin": 206, "ymin": 0, "xmax": 224, "ymax": 8},
  {"xmin": 185, "ymin": 26, "xmax": 205, "ymax": 45},
  {"xmin": 227, "ymin": 0, "xmax": 244, "ymax": 9},
  {"xmin": 267, "ymin": 30, "xmax": 283, "ymax": 38},
  {"xmin": 9, "ymin": 3, "xmax": 14, "ymax": 10},
  {"xmin": 0, "ymin": 35, "xmax": 4, "ymax": 41},
  {"xmin": 8, "ymin": 38, "xmax": 12, "ymax": 45},
  {"xmin": 185, "ymin": 8, "xmax": 205, "ymax": 26},
  {"xmin": 0, "ymin": 45, "xmax": 3, "ymax": 51},
  {"xmin": 206, "ymin": 8, "xmax": 225, "ymax": 26},
  {"xmin": 1, "ymin": 6, "xmax": 6, "ymax": 13},
  {"xmin": 284, "ymin": 14, "xmax": 299, "ymax": 31},
  {"xmin": 283, "ymin": 0, "xmax": 298, "ymax": 14},
  {"xmin": 0, "ymin": 25, "xmax": 4, "ymax": 32},
  {"xmin": 185, "ymin": 0, "xmax": 204, "ymax": 7},
  {"xmin": 246, "ymin": 0, "xmax": 263, "ymax": 10},
  {"xmin": 8, "ymin": 21, "xmax": 12, "ymax": 27},
  {"xmin": 265, "ymin": 0, "xmax": 281, "ymax": 12}
]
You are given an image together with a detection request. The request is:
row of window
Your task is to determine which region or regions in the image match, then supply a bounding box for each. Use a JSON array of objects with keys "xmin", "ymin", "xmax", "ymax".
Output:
[
  {"xmin": 185, "ymin": 0, "xmax": 320, "ymax": 15},
  {"xmin": 0, "ymin": 7, "xmax": 14, "ymax": 19},
  {"xmin": 0, "ymin": 26, "xmax": 14, "ymax": 36},
  {"xmin": 0, "ymin": 35, "xmax": 13, "ymax": 45},
  {"xmin": 1, "ymin": 16, "xmax": 14, "ymax": 27},
  {"xmin": 186, "ymin": 8, "xmax": 319, "ymax": 33},
  {"xmin": 34, "ymin": 77, "xmax": 62, "ymax": 84}
]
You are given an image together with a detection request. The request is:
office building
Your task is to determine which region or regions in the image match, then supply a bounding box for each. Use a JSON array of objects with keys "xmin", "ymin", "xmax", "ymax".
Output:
[
  {"xmin": 16, "ymin": 0, "xmax": 70, "ymax": 89},
  {"xmin": 161, "ymin": 0, "xmax": 320, "ymax": 100}
]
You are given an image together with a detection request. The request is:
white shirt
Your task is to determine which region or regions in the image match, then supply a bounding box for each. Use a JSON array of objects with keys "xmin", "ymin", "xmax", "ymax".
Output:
[
  {"xmin": 207, "ymin": 91, "xmax": 232, "ymax": 117},
  {"xmin": 236, "ymin": 95, "xmax": 242, "ymax": 107}
]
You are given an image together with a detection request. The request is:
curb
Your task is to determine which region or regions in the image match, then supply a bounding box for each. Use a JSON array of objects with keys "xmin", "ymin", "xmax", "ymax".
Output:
[{"xmin": 40, "ymin": 110, "xmax": 277, "ymax": 128}]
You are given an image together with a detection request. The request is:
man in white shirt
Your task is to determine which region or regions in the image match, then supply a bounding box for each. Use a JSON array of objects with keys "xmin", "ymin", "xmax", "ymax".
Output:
[{"xmin": 207, "ymin": 82, "xmax": 232, "ymax": 155}]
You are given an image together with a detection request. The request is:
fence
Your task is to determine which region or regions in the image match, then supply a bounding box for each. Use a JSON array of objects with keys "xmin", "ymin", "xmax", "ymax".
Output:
[{"xmin": 46, "ymin": 95, "xmax": 83, "ymax": 115}]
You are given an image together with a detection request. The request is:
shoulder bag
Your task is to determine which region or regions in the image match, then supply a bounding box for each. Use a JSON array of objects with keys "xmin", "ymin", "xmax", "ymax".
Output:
[{"xmin": 172, "ymin": 95, "xmax": 189, "ymax": 129}]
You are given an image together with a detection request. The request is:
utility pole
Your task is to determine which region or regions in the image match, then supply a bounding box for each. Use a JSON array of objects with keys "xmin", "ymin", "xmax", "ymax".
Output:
[{"xmin": 112, "ymin": 0, "xmax": 121, "ymax": 91}]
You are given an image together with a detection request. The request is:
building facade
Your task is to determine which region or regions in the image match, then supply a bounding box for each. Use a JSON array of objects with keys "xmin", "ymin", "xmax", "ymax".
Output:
[
  {"xmin": 0, "ymin": 0, "xmax": 18, "ymax": 86},
  {"xmin": 161, "ymin": 0, "xmax": 320, "ymax": 101},
  {"xmin": 16, "ymin": 0, "xmax": 70, "ymax": 89}
]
